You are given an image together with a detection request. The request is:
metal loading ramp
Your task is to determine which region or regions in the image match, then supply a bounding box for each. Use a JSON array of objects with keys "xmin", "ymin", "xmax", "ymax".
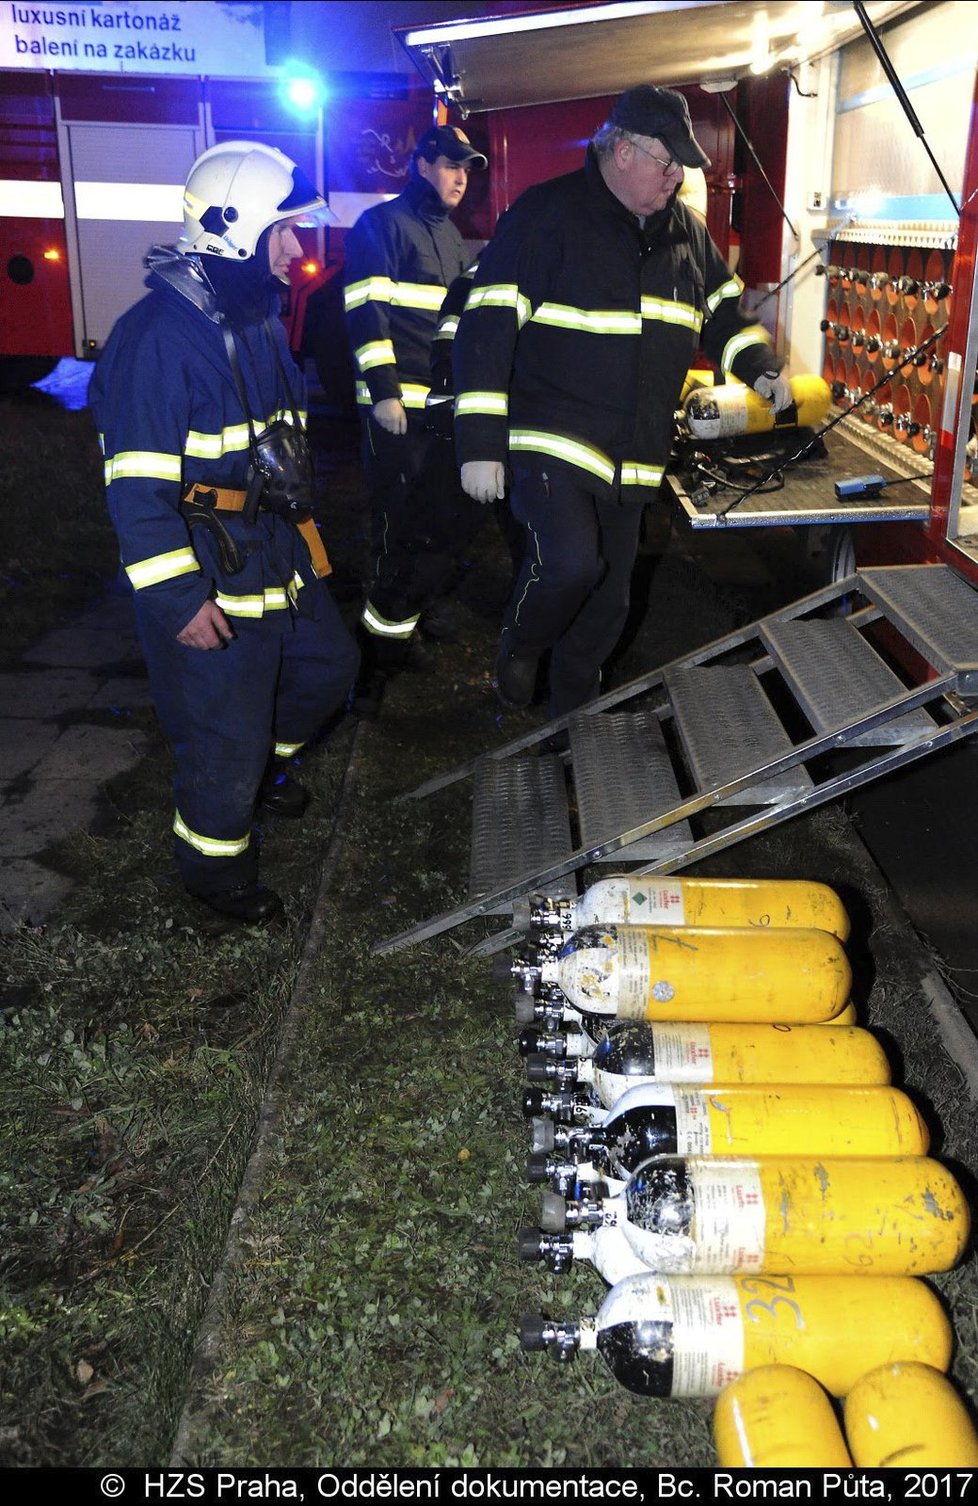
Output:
[{"xmin": 373, "ymin": 564, "xmax": 978, "ymax": 956}]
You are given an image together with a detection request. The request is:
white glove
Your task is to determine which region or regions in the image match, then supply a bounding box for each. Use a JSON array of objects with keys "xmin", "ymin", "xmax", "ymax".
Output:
[
  {"xmin": 461, "ymin": 460, "xmax": 507, "ymax": 503},
  {"xmin": 372, "ymin": 398, "xmax": 407, "ymax": 435},
  {"xmin": 753, "ymin": 370, "xmax": 793, "ymax": 412}
]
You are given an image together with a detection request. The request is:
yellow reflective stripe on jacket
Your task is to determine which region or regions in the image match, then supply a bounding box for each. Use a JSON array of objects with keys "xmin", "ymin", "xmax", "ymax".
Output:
[
  {"xmin": 173, "ymin": 811, "xmax": 250, "ymax": 858},
  {"xmin": 509, "ymin": 429, "xmax": 616, "ymax": 486},
  {"xmin": 361, "ymin": 602, "xmax": 420, "ymax": 639},
  {"xmin": 126, "ymin": 547, "xmax": 199, "ymax": 590},
  {"xmin": 621, "ymin": 462, "xmax": 665, "ymax": 488},
  {"xmin": 706, "ymin": 275, "xmax": 745, "ymax": 314},
  {"xmin": 214, "ymin": 586, "xmax": 291, "ymax": 618},
  {"xmin": 640, "ymin": 296, "xmax": 704, "ymax": 334},
  {"xmin": 456, "ymin": 390, "xmax": 509, "ymax": 417},
  {"xmin": 354, "ymin": 381, "xmax": 430, "ymax": 409},
  {"xmin": 104, "ymin": 450, "xmax": 182, "ymax": 484},
  {"xmin": 435, "ymin": 315, "xmax": 460, "ymax": 340},
  {"xmin": 344, "ymin": 275, "xmax": 395, "ymax": 310},
  {"xmin": 466, "ymin": 283, "xmax": 532, "ymax": 327},
  {"xmin": 184, "ymin": 409, "xmax": 305, "ymax": 461},
  {"xmin": 720, "ymin": 323, "xmax": 772, "ymax": 374},
  {"xmin": 344, "ymin": 276, "xmax": 446, "ymax": 313},
  {"xmin": 274, "ymin": 741, "xmax": 304, "ymax": 758},
  {"xmin": 531, "ymin": 302, "xmax": 641, "ymax": 335},
  {"xmin": 390, "ymin": 280, "xmax": 447, "ymax": 311},
  {"xmin": 355, "ymin": 339, "xmax": 396, "ymax": 372}
]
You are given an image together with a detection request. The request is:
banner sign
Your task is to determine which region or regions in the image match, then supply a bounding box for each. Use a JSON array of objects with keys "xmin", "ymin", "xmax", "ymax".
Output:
[{"xmin": 0, "ymin": 1, "xmax": 272, "ymax": 77}]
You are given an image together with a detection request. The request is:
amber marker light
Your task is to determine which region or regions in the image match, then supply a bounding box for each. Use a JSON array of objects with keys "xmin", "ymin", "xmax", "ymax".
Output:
[
  {"xmin": 43, "ymin": 248, "xmax": 61, "ymax": 261},
  {"xmin": 301, "ymin": 260, "xmax": 319, "ymax": 276}
]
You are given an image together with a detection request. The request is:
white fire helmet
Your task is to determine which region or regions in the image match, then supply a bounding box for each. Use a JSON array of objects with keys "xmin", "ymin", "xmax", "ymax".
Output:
[{"xmin": 178, "ymin": 140, "xmax": 328, "ymax": 260}]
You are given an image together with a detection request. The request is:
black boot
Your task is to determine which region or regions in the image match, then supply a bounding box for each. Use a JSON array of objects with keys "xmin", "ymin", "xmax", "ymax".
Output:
[
  {"xmin": 187, "ymin": 882, "xmax": 284, "ymax": 923},
  {"xmin": 259, "ymin": 764, "xmax": 309, "ymax": 818}
]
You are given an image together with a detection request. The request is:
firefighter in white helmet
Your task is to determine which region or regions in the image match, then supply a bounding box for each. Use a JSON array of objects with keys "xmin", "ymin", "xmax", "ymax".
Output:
[{"xmin": 90, "ymin": 141, "xmax": 358, "ymax": 923}]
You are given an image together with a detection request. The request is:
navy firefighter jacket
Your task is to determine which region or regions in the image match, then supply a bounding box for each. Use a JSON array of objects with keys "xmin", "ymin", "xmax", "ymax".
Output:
[
  {"xmin": 453, "ymin": 146, "xmax": 777, "ymax": 504},
  {"xmin": 89, "ymin": 246, "xmax": 327, "ymax": 640}
]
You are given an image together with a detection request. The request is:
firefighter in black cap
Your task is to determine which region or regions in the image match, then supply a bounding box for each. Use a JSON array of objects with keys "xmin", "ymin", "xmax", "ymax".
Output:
[
  {"xmin": 343, "ymin": 124, "xmax": 489, "ymax": 711},
  {"xmin": 453, "ymin": 85, "xmax": 791, "ymax": 717}
]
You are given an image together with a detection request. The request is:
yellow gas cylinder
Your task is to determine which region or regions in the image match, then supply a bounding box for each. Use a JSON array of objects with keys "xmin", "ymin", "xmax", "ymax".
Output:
[
  {"xmin": 844, "ymin": 1363, "xmax": 978, "ymax": 1466},
  {"xmin": 519, "ymin": 875, "xmax": 850, "ymax": 942},
  {"xmin": 679, "ymin": 367, "xmax": 717, "ymax": 405},
  {"xmin": 714, "ymin": 1366, "xmax": 852, "ymax": 1466},
  {"xmin": 527, "ymin": 1273, "xmax": 953, "ymax": 1397},
  {"xmin": 583, "ymin": 1021, "xmax": 889, "ymax": 1107},
  {"xmin": 607, "ymin": 1154, "xmax": 964, "ymax": 1271},
  {"xmin": 537, "ymin": 924, "xmax": 851, "ymax": 1023},
  {"xmin": 684, "ymin": 374, "xmax": 832, "ymax": 439},
  {"xmin": 578, "ymin": 1085, "xmax": 929, "ymax": 1179},
  {"xmin": 824, "ymin": 1001, "xmax": 857, "ymax": 1025}
]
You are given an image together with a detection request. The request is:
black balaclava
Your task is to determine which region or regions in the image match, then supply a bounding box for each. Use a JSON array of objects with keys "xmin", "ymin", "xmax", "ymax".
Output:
[{"xmin": 202, "ymin": 225, "xmax": 280, "ymax": 326}]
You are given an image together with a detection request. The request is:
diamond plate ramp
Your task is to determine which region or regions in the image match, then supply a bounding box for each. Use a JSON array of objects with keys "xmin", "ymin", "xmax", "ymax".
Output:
[
  {"xmin": 469, "ymin": 754, "xmax": 574, "ymax": 909},
  {"xmin": 569, "ymin": 709, "xmax": 692, "ymax": 860},
  {"xmin": 665, "ymin": 663, "xmax": 814, "ymax": 804},
  {"xmin": 859, "ymin": 565, "xmax": 978, "ymax": 691},
  {"xmin": 762, "ymin": 617, "xmax": 936, "ymax": 746}
]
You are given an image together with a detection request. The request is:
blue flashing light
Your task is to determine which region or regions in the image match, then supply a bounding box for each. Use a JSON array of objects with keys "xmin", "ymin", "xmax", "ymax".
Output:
[{"xmin": 280, "ymin": 65, "xmax": 326, "ymax": 118}]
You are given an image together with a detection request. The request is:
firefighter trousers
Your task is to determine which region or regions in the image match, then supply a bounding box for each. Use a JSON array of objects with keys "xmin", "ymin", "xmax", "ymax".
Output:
[
  {"xmin": 361, "ymin": 414, "xmax": 486, "ymax": 634},
  {"xmin": 504, "ymin": 463, "xmax": 645, "ymax": 716},
  {"xmin": 135, "ymin": 586, "xmax": 359, "ymax": 895}
]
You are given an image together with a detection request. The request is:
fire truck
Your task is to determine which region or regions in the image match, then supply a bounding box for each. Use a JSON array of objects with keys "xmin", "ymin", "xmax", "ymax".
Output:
[
  {"xmin": 0, "ymin": 2, "xmax": 436, "ymax": 403},
  {"xmin": 348, "ymin": 0, "xmax": 978, "ymax": 957}
]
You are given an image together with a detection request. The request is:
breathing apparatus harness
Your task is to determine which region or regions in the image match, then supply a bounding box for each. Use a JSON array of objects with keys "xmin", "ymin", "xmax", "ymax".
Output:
[{"xmin": 180, "ymin": 319, "xmax": 319, "ymax": 577}]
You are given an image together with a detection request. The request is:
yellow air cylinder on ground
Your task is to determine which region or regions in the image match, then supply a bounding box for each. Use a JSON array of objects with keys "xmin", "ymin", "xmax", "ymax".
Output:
[
  {"xmin": 572, "ymin": 1273, "xmax": 953, "ymax": 1397},
  {"xmin": 844, "ymin": 1363, "xmax": 978, "ymax": 1466},
  {"xmin": 525, "ymin": 875, "xmax": 850, "ymax": 941},
  {"xmin": 684, "ymin": 375, "xmax": 832, "ymax": 439},
  {"xmin": 613, "ymin": 1154, "xmax": 964, "ymax": 1273},
  {"xmin": 601, "ymin": 1081, "xmax": 929, "ymax": 1164},
  {"xmin": 539, "ymin": 924, "xmax": 851, "ymax": 1023},
  {"xmin": 714, "ymin": 1365, "xmax": 853, "ymax": 1466},
  {"xmin": 585, "ymin": 1020, "xmax": 890, "ymax": 1106}
]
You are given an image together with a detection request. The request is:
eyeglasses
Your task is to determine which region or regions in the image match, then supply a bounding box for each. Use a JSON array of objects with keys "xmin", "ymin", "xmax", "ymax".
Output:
[{"xmin": 628, "ymin": 137, "xmax": 682, "ymax": 176}]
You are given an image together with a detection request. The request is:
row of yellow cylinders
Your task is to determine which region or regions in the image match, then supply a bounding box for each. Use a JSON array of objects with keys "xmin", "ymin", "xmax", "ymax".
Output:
[{"xmin": 539, "ymin": 874, "xmax": 977, "ymax": 1463}]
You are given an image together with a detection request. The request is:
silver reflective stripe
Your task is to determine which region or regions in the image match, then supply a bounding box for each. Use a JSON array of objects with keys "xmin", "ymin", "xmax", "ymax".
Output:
[
  {"xmin": 274, "ymin": 741, "xmax": 303, "ymax": 757},
  {"xmin": 361, "ymin": 602, "xmax": 420, "ymax": 638}
]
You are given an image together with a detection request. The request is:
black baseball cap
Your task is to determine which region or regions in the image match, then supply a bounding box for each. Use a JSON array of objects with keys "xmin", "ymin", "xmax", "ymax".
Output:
[
  {"xmin": 414, "ymin": 124, "xmax": 488, "ymax": 169},
  {"xmin": 610, "ymin": 85, "xmax": 710, "ymax": 169}
]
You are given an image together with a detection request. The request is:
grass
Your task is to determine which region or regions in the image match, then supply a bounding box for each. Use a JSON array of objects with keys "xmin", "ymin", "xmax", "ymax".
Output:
[{"xmin": 2, "ymin": 392, "xmax": 978, "ymax": 1465}]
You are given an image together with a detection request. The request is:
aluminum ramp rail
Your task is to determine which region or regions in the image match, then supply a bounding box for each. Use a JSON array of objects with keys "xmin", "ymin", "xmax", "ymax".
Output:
[{"xmin": 373, "ymin": 564, "xmax": 978, "ymax": 956}]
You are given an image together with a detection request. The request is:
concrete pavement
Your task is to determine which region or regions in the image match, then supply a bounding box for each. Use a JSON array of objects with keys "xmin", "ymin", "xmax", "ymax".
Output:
[{"xmin": 0, "ymin": 583, "xmax": 153, "ymax": 931}]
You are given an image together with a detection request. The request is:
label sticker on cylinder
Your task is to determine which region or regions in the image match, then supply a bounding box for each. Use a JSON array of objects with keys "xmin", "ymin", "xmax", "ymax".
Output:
[
  {"xmin": 673, "ymin": 1088, "xmax": 714, "ymax": 1154},
  {"xmin": 616, "ymin": 926, "xmax": 652, "ymax": 1014},
  {"xmin": 653, "ymin": 1024, "xmax": 714, "ymax": 1082},
  {"xmin": 670, "ymin": 1277, "xmax": 745, "ymax": 1396},
  {"xmin": 627, "ymin": 882, "xmax": 687, "ymax": 925},
  {"xmin": 690, "ymin": 1162, "xmax": 766, "ymax": 1270}
]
